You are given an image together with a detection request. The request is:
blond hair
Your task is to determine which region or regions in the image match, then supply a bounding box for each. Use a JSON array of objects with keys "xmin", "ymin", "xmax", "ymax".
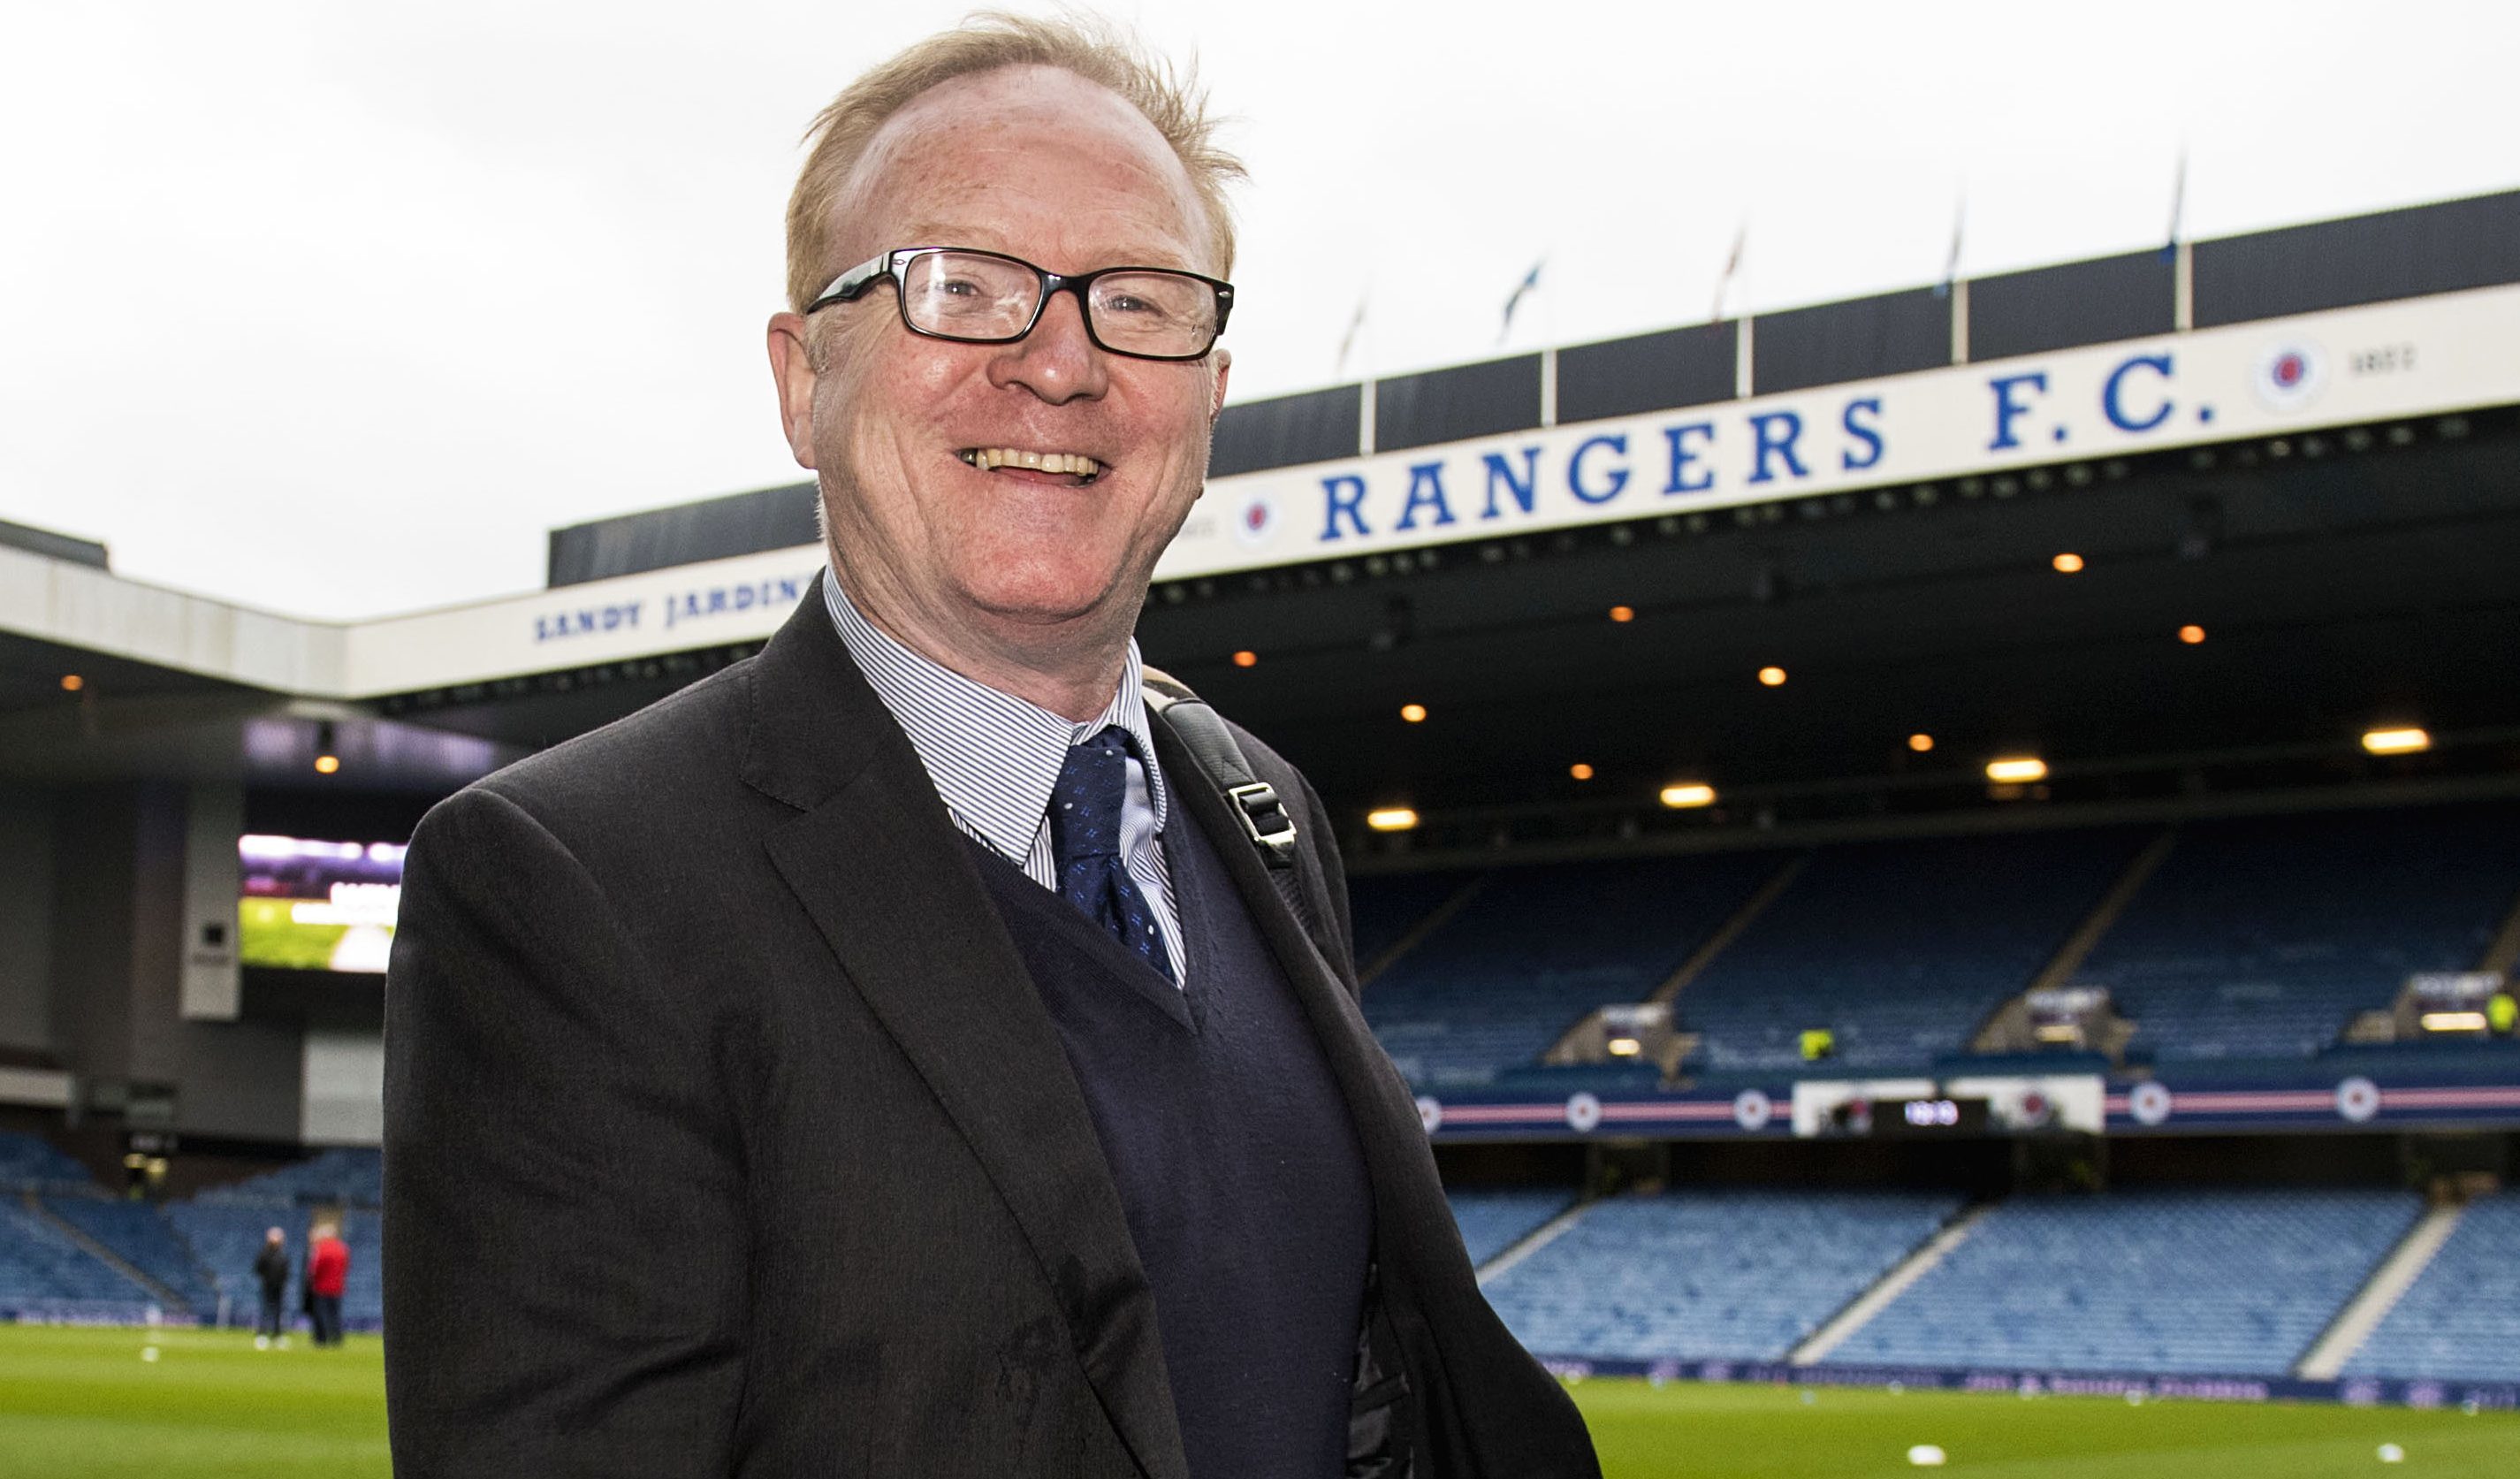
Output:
[{"xmin": 784, "ymin": 11, "xmax": 1244, "ymax": 313}]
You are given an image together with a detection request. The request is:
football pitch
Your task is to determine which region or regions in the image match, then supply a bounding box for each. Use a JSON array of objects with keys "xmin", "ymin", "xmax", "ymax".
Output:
[{"xmin": 0, "ymin": 1324, "xmax": 2512, "ymax": 1477}]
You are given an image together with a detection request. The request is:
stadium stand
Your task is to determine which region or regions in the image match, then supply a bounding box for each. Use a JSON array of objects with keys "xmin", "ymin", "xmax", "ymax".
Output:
[
  {"xmin": 1363, "ymin": 852, "xmax": 1782, "ymax": 1086},
  {"xmin": 1348, "ymin": 870, "xmax": 1475, "ymax": 971},
  {"xmin": 1481, "ymin": 1189, "xmax": 1964, "ymax": 1361},
  {"xmin": 164, "ymin": 1201, "xmax": 382, "ymax": 1329},
  {"xmin": 1678, "ymin": 831, "xmax": 2147, "ymax": 1071},
  {"xmin": 165, "ymin": 1201, "xmax": 298, "ymax": 1326},
  {"xmin": 0, "ymin": 1199, "xmax": 155, "ymax": 1311},
  {"xmin": 2077, "ymin": 805, "xmax": 2520, "ymax": 1061},
  {"xmin": 196, "ymin": 1147, "xmax": 383, "ymax": 1208},
  {"xmin": 1836, "ymin": 1188, "xmax": 2423, "ymax": 1375},
  {"xmin": 40, "ymin": 1194, "xmax": 219, "ymax": 1313},
  {"xmin": 0, "ymin": 1131, "xmax": 95, "ymax": 1191},
  {"xmin": 2343, "ymin": 1192, "xmax": 2520, "ymax": 1383},
  {"xmin": 1446, "ymin": 1187, "xmax": 1580, "ymax": 1268},
  {"xmin": 341, "ymin": 1208, "xmax": 384, "ymax": 1327}
]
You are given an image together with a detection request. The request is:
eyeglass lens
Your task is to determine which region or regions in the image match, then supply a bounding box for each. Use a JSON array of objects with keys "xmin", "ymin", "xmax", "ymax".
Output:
[{"xmin": 900, "ymin": 251, "xmax": 1220, "ymax": 356}]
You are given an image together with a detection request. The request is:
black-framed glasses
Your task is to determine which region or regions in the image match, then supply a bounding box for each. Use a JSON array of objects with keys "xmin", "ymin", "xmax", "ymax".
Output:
[{"xmin": 805, "ymin": 247, "xmax": 1233, "ymax": 362}]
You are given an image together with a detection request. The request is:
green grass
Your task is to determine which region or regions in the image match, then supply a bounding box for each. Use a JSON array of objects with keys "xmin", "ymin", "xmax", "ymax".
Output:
[
  {"xmin": 1569, "ymin": 1376, "xmax": 2520, "ymax": 1478},
  {"xmin": 0, "ymin": 1323, "xmax": 2512, "ymax": 1477},
  {"xmin": 236, "ymin": 899, "xmax": 352, "ymax": 972},
  {"xmin": 0, "ymin": 1325, "xmax": 388, "ymax": 1477}
]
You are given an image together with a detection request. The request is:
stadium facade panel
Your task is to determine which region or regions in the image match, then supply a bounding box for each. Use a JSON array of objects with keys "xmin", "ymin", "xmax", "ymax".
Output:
[
  {"xmin": 546, "ymin": 479, "xmax": 818, "ymax": 588},
  {"xmin": 1372, "ymin": 352, "xmax": 1547, "ymax": 453},
  {"xmin": 2193, "ymin": 187, "xmax": 2520, "ymax": 328},
  {"xmin": 1208, "ymin": 383, "xmax": 1367, "ymax": 477},
  {"xmin": 1554, "ymin": 321, "xmax": 1739, "ymax": 424},
  {"xmin": 1748, "ymin": 286, "xmax": 1953, "ymax": 397},
  {"xmin": 1966, "ymin": 250, "xmax": 2177, "ymax": 363}
]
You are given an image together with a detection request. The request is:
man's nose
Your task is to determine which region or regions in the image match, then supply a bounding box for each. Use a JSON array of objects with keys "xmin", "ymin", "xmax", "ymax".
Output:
[{"xmin": 988, "ymin": 287, "xmax": 1108, "ymax": 403}]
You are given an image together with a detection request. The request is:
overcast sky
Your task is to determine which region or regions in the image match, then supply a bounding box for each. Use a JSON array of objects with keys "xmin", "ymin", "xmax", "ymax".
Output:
[{"xmin": 5, "ymin": 1, "xmax": 2516, "ymax": 620}]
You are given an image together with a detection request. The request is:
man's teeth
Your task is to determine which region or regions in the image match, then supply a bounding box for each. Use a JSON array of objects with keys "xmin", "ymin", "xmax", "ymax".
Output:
[{"xmin": 961, "ymin": 448, "xmax": 1101, "ymax": 476}]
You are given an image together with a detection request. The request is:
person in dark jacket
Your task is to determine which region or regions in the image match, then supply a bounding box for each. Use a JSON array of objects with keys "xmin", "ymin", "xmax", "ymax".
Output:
[
  {"xmin": 382, "ymin": 12, "xmax": 1600, "ymax": 1478},
  {"xmin": 252, "ymin": 1227, "xmax": 289, "ymax": 1349}
]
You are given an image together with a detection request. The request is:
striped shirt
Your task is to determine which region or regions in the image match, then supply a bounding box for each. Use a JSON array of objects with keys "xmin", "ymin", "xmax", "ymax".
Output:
[{"xmin": 822, "ymin": 573, "xmax": 1184, "ymax": 983}]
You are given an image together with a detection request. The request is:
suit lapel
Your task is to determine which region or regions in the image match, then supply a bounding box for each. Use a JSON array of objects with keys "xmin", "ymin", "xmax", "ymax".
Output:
[{"xmin": 744, "ymin": 592, "xmax": 1187, "ymax": 1479}]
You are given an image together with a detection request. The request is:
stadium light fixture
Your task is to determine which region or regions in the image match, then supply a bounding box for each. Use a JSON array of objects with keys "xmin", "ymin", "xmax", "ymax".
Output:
[
  {"xmin": 1907, "ymin": 733, "xmax": 1934, "ymax": 753},
  {"xmin": 1659, "ymin": 782, "xmax": 1717, "ymax": 809},
  {"xmin": 2052, "ymin": 553, "xmax": 2085, "ymax": 574},
  {"xmin": 2362, "ymin": 727, "xmax": 2431, "ymax": 755},
  {"xmin": 1399, "ymin": 703, "xmax": 1428, "ymax": 723},
  {"xmin": 1605, "ymin": 1036, "xmax": 1642, "ymax": 1056},
  {"xmin": 1985, "ymin": 757, "xmax": 2047, "ymax": 783},
  {"xmin": 1230, "ymin": 649, "xmax": 1258, "ymax": 668},
  {"xmin": 59, "ymin": 674, "xmax": 84, "ymax": 692},
  {"xmin": 2419, "ymin": 1010, "xmax": 2489, "ymax": 1033},
  {"xmin": 1757, "ymin": 666, "xmax": 1787, "ymax": 687},
  {"xmin": 1569, "ymin": 763, "xmax": 1595, "ymax": 781},
  {"xmin": 2179, "ymin": 624, "xmax": 2207, "ymax": 645},
  {"xmin": 1366, "ymin": 806, "xmax": 1420, "ymax": 832}
]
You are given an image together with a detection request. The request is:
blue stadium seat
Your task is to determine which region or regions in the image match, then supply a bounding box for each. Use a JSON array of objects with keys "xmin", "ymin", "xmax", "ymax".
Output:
[
  {"xmin": 1364, "ymin": 853, "xmax": 1782, "ymax": 1086},
  {"xmin": 0, "ymin": 1199, "xmax": 157, "ymax": 1314},
  {"xmin": 197, "ymin": 1147, "xmax": 384, "ymax": 1208},
  {"xmin": 1679, "ymin": 831, "xmax": 2146, "ymax": 1072},
  {"xmin": 0, "ymin": 1130, "xmax": 96, "ymax": 1191},
  {"xmin": 41, "ymin": 1195, "xmax": 220, "ymax": 1313},
  {"xmin": 2344, "ymin": 1192, "xmax": 2520, "ymax": 1382},
  {"xmin": 1839, "ymin": 1188, "xmax": 2421, "ymax": 1375},
  {"xmin": 1481, "ymin": 1189, "xmax": 1963, "ymax": 1361},
  {"xmin": 1348, "ymin": 869, "xmax": 1475, "ymax": 970},
  {"xmin": 164, "ymin": 1200, "xmax": 383, "ymax": 1329},
  {"xmin": 2080, "ymin": 805, "xmax": 2520, "ymax": 1061},
  {"xmin": 1446, "ymin": 1187, "xmax": 1578, "ymax": 1268}
]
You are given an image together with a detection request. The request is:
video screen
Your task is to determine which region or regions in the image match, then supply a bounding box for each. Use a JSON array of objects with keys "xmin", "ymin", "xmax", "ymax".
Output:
[{"xmin": 238, "ymin": 835, "xmax": 407, "ymax": 974}]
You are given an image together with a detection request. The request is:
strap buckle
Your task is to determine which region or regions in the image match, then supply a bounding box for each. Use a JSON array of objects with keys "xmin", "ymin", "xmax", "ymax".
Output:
[{"xmin": 1226, "ymin": 781, "xmax": 1300, "ymax": 869}]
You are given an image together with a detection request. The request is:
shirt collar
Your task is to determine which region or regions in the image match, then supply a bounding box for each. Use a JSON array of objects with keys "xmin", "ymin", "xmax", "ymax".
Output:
[{"xmin": 822, "ymin": 570, "xmax": 1169, "ymax": 858}]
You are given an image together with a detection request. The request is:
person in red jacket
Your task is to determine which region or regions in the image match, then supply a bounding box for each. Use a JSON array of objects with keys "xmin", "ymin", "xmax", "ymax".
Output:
[{"xmin": 304, "ymin": 1221, "xmax": 350, "ymax": 1347}]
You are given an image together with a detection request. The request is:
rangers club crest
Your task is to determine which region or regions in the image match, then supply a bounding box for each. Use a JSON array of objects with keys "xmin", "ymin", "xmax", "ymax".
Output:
[
  {"xmin": 2254, "ymin": 340, "xmax": 2327, "ymax": 412},
  {"xmin": 1232, "ymin": 492, "xmax": 1279, "ymax": 546}
]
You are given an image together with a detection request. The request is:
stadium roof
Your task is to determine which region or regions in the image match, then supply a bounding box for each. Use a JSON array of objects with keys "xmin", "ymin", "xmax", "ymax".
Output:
[{"xmin": 4, "ymin": 190, "xmax": 2517, "ymax": 842}]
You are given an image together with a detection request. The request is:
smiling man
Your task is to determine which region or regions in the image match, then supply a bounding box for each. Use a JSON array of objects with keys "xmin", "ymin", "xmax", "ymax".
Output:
[{"xmin": 383, "ymin": 14, "xmax": 1597, "ymax": 1479}]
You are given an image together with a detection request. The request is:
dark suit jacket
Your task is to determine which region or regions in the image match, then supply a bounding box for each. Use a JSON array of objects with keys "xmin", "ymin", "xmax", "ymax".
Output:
[{"xmin": 383, "ymin": 591, "xmax": 1600, "ymax": 1478}]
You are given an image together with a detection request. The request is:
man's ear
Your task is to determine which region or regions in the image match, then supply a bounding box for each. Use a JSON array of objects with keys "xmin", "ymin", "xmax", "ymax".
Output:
[
  {"xmin": 767, "ymin": 312, "xmax": 819, "ymax": 469},
  {"xmin": 1209, "ymin": 347, "xmax": 1231, "ymax": 422}
]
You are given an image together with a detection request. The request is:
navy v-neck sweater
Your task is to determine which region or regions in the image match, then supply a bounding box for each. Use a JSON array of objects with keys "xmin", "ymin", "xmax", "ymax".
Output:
[{"xmin": 967, "ymin": 799, "xmax": 1373, "ymax": 1479}]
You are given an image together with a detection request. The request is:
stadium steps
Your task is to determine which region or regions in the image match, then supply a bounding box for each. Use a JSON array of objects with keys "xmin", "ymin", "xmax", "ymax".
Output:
[
  {"xmin": 1789, "ymin": 1200, "xmax": 1993, "ymax": 1366},
  {"xmin": 1646, "ymin": 853, "xmax": 1807, "ymax": 1009},
  {"xmin": 12, "ymin": 1193, "xmax": 173, "ymax": 1311},
  {"xmin": 2295, "ymin": 1200, "xmax": 2466, "ymax": 1379},
  {"xmin": 1473, "ymin": 1196, "xmax": 1595, "ymax": 1287},
  {"xmin": 1968, "ymin": 828, "xmax": 2176, "ymax": 1051},
  {"xmin": 1358, "ymin": 874, "xmax": 1488, "ymax": 987}
]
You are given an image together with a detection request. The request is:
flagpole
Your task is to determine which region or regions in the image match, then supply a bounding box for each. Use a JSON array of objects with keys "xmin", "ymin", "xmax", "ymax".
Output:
[
  {"xmin": 1711, "ymin": 220, "xmax": 1746, "ymax": 324},
  {"xmin": 1944, "ymin": 191, "xmax": 1968, "ymax": 364},
  {"xmin": 2168, "ymin": 145, "xmax": 2194, "ymax": 332}
]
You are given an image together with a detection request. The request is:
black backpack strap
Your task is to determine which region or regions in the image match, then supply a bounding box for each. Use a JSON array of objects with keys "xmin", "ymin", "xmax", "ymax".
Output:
[
  {"xmin": 1142, "ymin": 667, "xmax": 1300, "ymax": 872},
  {"xmin": 1143, "ymin": 666, "xmax": 1347, "ymax": 957}
]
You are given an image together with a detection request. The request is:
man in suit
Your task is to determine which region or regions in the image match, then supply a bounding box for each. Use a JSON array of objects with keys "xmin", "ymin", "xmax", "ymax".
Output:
[{"xmin": 383, "ymin": 14, "xmax": 1599, "ymax": 1478}]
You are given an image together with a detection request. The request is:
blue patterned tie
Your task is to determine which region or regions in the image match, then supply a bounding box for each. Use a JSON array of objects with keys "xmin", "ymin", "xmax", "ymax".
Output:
[{"xmin": 1048, "ymin": 726, "xmax": 1175, "ymax": 981}]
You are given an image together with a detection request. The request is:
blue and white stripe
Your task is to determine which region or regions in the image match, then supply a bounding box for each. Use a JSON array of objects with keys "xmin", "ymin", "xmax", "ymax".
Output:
[{"xmin": 823, "ymin": 572, "xmax": 1184, "ymax": 983}]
